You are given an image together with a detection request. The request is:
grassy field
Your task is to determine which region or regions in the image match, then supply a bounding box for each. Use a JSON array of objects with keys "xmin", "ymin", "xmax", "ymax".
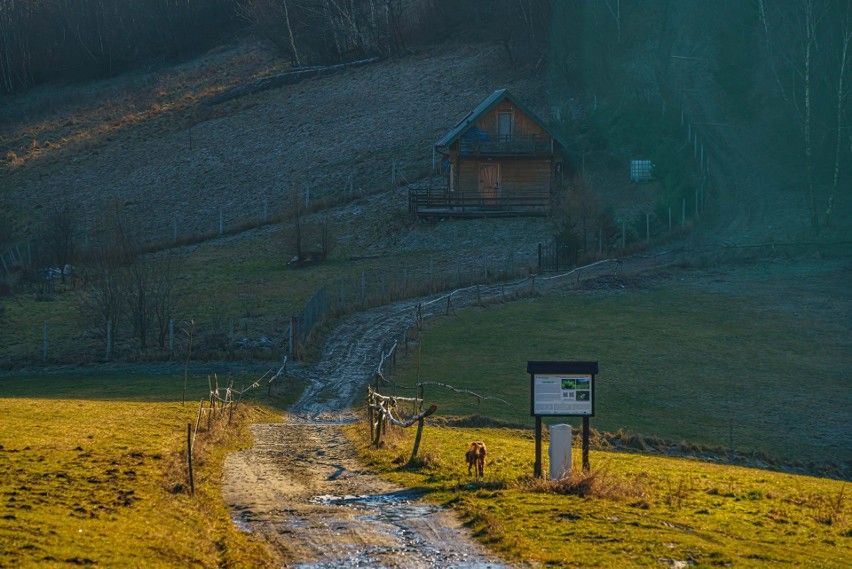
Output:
[
  {"xmin": 0, "ymin": 209, "xmax": 536, "ymax": 366},
  {"xmin": 0, "ymin": 368, "xmax": 298, "ymax": 567},
  {"xmin": 348, "ymin": 421, "xmax": 850, "ymax": 567},
  {"xmin": 387, "ymin": 260, "xmax": 852, "ymax": 473}
]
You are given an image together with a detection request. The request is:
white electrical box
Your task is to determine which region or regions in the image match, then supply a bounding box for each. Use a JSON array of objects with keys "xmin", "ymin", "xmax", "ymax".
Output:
[{"xmin": 549, "ymin": 424, "xmax": 572, "ymax": 480}]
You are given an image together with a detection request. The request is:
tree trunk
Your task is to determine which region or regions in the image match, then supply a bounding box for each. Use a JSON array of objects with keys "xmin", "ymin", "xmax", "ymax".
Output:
[
  {"xmin": 282, "ymin": 0, "xmax": 301, "ymax": 66},
  {"xmin": 803, "ymin": 0, "xmax": 819, "ymax": 231},
  {"xmin": 826, "ymin": 25, "xmax": 851, "ymax": 227}
]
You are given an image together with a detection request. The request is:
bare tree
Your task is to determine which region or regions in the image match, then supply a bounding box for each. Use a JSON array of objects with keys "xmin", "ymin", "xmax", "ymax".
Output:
[
  {"xmin": 239, "ymin": 0, "xmax": 304, "ymax": 65},
  {"xmin": 0, "ymin": 0, "xmax": 36, "ymax": 93},
  {"xmin": 319, "ymin": 198, "xmax": 335, "ymax": 259},
  {"xmin": 75, "ymin": 243, "xmax": 125, "ymax": 341},
  {"xmin": 757, "ymin": 0, "xmax": 851, "ymax": 231},
  {"xmin": 43, "ymin": 204, "xmax": 75, "ymax": 282},
  {"xmin": 826, "ymin": 12, "xmax": 851, "ymax": 227},
  {"xmin": 290, "ymin": 178, "xmax": 305, "ymax": 263},
  {"xmin": 125, "ymin": 253, "xmax": 177, "ymax": 351},
  {"xmin": 152, "ymin": 255, "xmax": 177, "ymax": 348},
  {"xmin": 76, "ymin": 203, "xmax": 177, "ymax": 353}
]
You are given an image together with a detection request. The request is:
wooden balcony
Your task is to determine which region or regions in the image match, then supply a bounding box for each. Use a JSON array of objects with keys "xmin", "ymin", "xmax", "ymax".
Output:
[
  {"xmin": 408, "ymin": 188, "xmax": 550, "ymax": 218},
  {"xmin": 459, "ymin": 133, "xmax": 552, "ymax": 156}
]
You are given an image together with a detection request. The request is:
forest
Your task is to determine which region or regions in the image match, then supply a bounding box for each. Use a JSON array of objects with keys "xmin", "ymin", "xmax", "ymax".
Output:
[{"xmin": 0, "ymin": 0, "xmax": 551, "ymax": 93}]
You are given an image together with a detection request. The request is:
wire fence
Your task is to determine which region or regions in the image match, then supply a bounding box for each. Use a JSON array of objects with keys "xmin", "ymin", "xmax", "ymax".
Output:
[
  {"xmin": 0, "ymin": 157, "xmax": 427, "ymax": 276},
  {"xmin": 179, "ymin": 362, "xmax": 288, "ymax": 495},
  {"xmin": 289, "ymin": 250, "xmax": 536, "ymax": 357},
  {"xmin": 4, "ymin": 238, "xmax": 848, "ymax": 367}
]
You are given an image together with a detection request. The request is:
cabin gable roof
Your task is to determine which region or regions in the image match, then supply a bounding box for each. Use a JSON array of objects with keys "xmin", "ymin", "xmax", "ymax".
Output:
[{"xmin": 434, "ymin": 88, "xmax": 568, "ymax": 150}]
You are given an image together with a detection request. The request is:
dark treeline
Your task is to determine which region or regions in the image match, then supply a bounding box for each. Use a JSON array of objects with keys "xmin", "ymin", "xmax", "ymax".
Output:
[
  {"xmin": 0, "ymin": 0, "xmax": 238, "ymax": 93},
  {"xmin": 0, "ymin": 0, "xmax": 552, "ymax": 95}
]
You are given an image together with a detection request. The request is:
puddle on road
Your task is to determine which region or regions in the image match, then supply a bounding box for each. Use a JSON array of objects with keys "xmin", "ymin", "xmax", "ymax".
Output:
[
  {"xmin": 302, "ymin": 491, "xmax": 512, "ymax": 569},
  {"xmin": 231, "ymin": 516, "xmax": 252, "ymax": 534}
]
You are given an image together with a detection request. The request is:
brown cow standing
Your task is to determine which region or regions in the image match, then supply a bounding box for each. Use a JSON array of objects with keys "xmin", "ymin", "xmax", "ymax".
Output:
[{"xmin": 465, "ymin": 441, "xmax": 486, "ymax": 477}]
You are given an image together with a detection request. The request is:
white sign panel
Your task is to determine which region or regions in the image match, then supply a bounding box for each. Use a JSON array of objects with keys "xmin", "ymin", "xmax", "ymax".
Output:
[{"xmin": 533, "ymin": 374, "xmax": 593, "ymax": 416}]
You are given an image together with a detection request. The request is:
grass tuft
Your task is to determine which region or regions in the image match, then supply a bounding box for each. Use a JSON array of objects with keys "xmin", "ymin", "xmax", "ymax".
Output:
[{"xmin": 513, "ymin": 468, "xmax": 651, "ymax": 502}]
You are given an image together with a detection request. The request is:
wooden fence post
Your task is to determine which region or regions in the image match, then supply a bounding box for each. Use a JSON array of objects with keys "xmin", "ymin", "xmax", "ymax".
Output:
[
  {"xmin": 409, "ymin": 417, "xmax": 425, "ymax": 464},
  {"xmin": 361, "ymin": 271, "xmax": 366, "ymax": 307},
  {"xmin": 403, "ymin": 262, "xmax": 408, "ymax": 296},
  {"xmin": 534, "ymin": 416, "xmax": 543, "ymax": 478},
  {"xmin": 106, "ymin": 320, "xmax": 112, "ymax": 361},
  {"xmin": 187, "ymin": 423, "xmax": 195, "ymax": 495},
  {"xmin": 372, "ymin": 413, "xmax": 384, "ymax": 447},
  {"xmin": 368, "ymin": 395, "xmax": 375, "ymax": 442}
]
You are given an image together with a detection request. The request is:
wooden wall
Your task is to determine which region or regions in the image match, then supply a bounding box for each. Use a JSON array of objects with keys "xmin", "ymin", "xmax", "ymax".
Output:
[
  {"xmin": 474, "ymin": 101, "xmax": 551, "ymax": 142},
  {"xmin": 500, "ymin": 159, "xmax": 551, "ymax": 194},
  {"xmin": 456, "ymin": 158, "xmax": 553, "ymax": 197}
]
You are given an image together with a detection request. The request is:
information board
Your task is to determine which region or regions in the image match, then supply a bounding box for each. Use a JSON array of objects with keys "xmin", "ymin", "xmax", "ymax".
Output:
[{"xmin": 532, "ymin": 373, "xmax": 593, "ymax": 416}]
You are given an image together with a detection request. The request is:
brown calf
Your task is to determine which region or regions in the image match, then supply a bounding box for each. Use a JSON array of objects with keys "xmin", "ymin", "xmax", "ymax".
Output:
[{"xmin": 465, "ymin": 441, "xmax": 486, "ymax": 477}]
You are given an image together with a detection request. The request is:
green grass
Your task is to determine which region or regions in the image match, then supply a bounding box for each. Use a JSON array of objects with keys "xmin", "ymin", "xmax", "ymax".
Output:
[
  {"xmin": 347, "ymin": 422, "xmax": 851, "ymax": 567},
  {"xmin": 388, "ymin": 264, "xmax": 852, "ymax": 469},
  {"xmin": 0, "ymin": 369, "xmax": 297, "ymax": 567},
  {"xmin": 0, "ymin": 211, "xmax": 526, "ymax": 365}
]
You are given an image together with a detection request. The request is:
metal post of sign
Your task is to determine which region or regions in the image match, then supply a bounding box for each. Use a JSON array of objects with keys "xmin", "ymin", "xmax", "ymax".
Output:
[
  {"xmin": 582, "ymin": 416, "xmax": 591, "ymax": 471},
  {"xmin": 534, "ymin": 416, "xmax": 543, "ymax": 478}
]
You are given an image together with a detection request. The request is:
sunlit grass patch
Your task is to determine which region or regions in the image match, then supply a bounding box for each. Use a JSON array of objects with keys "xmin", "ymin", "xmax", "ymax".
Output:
[
  {"xmin": 346, "ymin": 421, "xmax": 851, "ymax": 567},
  {"xmin": 0, "ymin": 371, "xmax": 284, "ymax": 567}
]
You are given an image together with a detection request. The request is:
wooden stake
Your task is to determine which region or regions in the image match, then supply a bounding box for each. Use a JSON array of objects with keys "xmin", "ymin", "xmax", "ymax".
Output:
[
  {"xmin": 409, "ymin": 417, "xmax": 425, "ymax": 464},
  {"xmin": 187, "ymin": 423, "xmax": 195, "ymax": 495},
  {"xmin": 534, "ymin": 416, "xmax": 543, "ymax": 478}
]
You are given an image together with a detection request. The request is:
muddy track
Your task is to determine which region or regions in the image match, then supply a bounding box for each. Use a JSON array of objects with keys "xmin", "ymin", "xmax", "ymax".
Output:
[
  {"xmin": 222, "ymin": 290, "xmax": 518, "ymax": 567},
  {"xmin": 222, "ymin": 422, "xmax": 506, "ymax": 568},
  {"xmin": 221, "ymin": 261, "xmax": 627, "ymax": 567}
]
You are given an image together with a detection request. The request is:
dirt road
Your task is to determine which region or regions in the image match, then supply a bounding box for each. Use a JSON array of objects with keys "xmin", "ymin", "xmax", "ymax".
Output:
[
  {"xmin": 222, "ymin": 421, "xmax": 507, "ymax": 568},
  {"xmin": 222, "ymin": 291, "xmax": 521, "ymax": 568}
]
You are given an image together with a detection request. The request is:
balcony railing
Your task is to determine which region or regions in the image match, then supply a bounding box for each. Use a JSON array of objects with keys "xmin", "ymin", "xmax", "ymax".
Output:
[
  {"xmin": 408, "ymin": 188, "xmax": 550, "ymax": 218},
  {"xmin": 459, "ymin": 133, "xmax": 551, "ymax": 155}
]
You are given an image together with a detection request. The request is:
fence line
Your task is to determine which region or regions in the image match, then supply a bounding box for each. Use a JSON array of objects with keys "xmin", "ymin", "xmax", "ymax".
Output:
[
  {"xmin": 181, "ymin": 360, "xmax": 288, "ymax": 494},
  {"xmin": 0, "ymin": 158, "xmax": 427, "ymax": 275},
  {"xmin": 289, "ymin": 249, "xmax": 537, "ymax": 357},
  {"xmin": 5, "ymin": 239, "xmax": 848, "ymax": 366}
]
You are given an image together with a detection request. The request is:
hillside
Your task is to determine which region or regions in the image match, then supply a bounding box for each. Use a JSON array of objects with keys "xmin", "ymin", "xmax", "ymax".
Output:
[{"xmin": 2, "ymin": 41, "xmax": 552, "ymax": 245}]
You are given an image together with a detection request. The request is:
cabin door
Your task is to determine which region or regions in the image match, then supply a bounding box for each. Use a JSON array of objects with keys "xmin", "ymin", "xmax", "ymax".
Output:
[{"xmin": 479, "ymin": 163, "xmax": 500, "ymax": 206}]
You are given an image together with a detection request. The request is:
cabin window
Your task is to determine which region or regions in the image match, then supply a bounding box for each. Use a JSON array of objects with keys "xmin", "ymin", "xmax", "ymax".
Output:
[{"xmin": 497, "ymin": 112, "xmax": 513, "ymax": 141}]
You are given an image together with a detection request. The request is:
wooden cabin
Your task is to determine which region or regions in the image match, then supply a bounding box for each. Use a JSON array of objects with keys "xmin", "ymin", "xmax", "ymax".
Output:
[{"xmin": 410, "ymin": 89, "xmax": 567, "ymax": 218}]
